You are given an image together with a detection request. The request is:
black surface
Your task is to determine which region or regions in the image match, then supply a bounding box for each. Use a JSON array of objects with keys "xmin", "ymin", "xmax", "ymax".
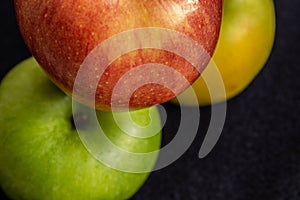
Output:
[{"xmin": 1, "ymin": 0, "xmax": 300, "ymax": 199}]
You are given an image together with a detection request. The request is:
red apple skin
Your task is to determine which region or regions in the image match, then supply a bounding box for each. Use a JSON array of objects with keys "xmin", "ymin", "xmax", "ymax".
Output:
[{"xmin": 15, "ymin": 0, "xmax": 222, "ymax": 111}]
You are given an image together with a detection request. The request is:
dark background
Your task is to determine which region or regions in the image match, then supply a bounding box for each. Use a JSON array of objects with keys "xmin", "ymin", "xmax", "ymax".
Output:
[{"xmin": 1, "ymin": 0, "xmax": 300, "ymax": 199}]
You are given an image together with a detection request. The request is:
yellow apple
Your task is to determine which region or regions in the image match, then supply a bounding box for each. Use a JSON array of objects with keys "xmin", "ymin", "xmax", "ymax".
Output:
[{"xmin": 173, "ymin": 0, "xmax": 276, "ymax": 106}]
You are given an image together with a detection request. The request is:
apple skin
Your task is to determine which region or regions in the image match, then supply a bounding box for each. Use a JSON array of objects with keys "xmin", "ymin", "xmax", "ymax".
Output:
[
  {"xmin": 172, "ymin": 0, "xmax": 276, "ymax": 106},
  {"xmin": 0, "ymin": 57, "xmax": 161, "ymax": 200},
  {"xmin": 14, "ymin": 0, "xmax": 223, "ymax": 111}
]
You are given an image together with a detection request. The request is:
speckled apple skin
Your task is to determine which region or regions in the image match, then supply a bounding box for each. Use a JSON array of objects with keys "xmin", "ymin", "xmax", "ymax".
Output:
[{"xmin": 15, "ymin": 0, "xmax": 222, "ymax": 111}]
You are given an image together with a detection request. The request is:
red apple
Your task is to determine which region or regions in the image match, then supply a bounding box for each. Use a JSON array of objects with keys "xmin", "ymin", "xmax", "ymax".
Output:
[{"xmin": 15, "ymin": 0, "xmax": 222, "ymax": 111}]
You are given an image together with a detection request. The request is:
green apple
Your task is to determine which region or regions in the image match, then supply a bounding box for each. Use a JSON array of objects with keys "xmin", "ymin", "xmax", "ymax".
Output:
[
  {"xmin": 173, "ymin": 0, "xmax": 276, "ymax": 106},
  {"xmin": 0, "ymin": 57, "xmax": 162, "ymax": 200}
]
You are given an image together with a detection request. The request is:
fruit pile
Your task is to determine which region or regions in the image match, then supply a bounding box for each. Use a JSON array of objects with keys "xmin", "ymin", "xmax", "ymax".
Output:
[{"xmin": 0, "ymin": 0, "xmax": 275, "ymax": 199}]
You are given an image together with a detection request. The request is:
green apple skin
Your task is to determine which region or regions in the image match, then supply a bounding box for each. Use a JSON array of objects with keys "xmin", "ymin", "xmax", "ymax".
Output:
[{"xmin": 0, "ymin": 57, "xmax": 161, "ymax": 200}]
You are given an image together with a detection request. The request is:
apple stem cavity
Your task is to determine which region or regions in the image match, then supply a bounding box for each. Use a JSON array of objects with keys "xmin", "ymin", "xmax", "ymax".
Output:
[{"xmin": 72, "ymin": 112, "xmax": 89, "ymax": 130}]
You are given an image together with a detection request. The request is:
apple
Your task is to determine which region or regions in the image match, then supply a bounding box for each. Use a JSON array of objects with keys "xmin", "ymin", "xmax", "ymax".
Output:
[
  {"xmin": 0, "ymin": 57, "xmax": 162, "ymax": 200},
  {"xmin": 14, "ymin": 0, "xmax": 223, "ymax": 111},
  {"xmin": 172, "ymin": 0, "xmax": 276, "ymax": 105}
]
